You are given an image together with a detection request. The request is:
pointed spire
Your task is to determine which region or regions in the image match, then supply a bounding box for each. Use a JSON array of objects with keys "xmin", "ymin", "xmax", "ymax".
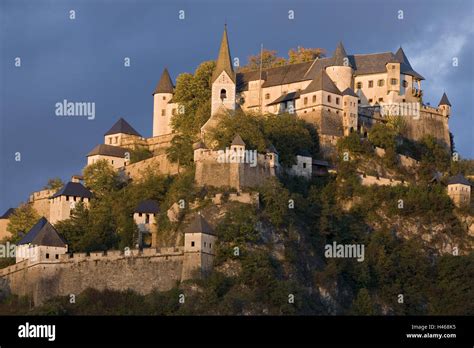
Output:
[
  {"xmin": 438, "ymin": 92, "xmax": 451, "ymax": 106},
  {"xmin": 153, "ymin": 68, "xmax": 174, "ymax": 95},
  {"xmin": 231, "ymin": 134, "xmax": 245, "ymax": 146},
  {"xmin": 211, "ymin": 25, "xmax": 235, "ymax": 83},
  {"xmin": 332, "ymin": 41, "xmax": 350, "ymax": 67}
]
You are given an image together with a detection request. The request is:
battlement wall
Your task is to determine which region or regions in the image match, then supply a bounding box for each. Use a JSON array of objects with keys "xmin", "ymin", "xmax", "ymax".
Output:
[{"xmin": 0, "ymin": 247, "xmax": 185, "ymax": 305}]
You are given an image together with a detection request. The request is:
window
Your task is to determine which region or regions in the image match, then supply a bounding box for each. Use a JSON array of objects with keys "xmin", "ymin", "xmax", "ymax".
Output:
[
  {"xmin": 115, "ymin": 136, "xmax": 118, "ymax": 144},
  {"xmin": 344, "ymin": 101, "xmax": 347, "ymax": 106},
  {"xmin": 145, "ymin": 215, "xmax": 150, "ymax": 224},
  {"xmin": 55, "ymin": 254, "xmax": 59, "ymax": 259},
  {"xmin": 204, "ymin": 242, "xmax": 207, "ymax": 247},
  {"xmin": 377, "ymin": 79, "xmax": 384, "ymax": 87},
  {"xmin": 161, "ymin": 109, "xmax": 166, "ymax": 116},
  {"xmin": 109, "ymin": 138, "xmax": 112, "ymax": 144},
  {"xmin": 220, "ymin": 89, "xmax": 227, "ymax": 100},
  {"xmin": 303, "ymin": 163, "xmax": 306, "ymax": 168},
  {"xmin": 378, "ymin": 98, "xmax": 383, "ymax": 102},
  {"xmin": 336, "ymin": 97, "xmax": 340, "ymax": 105},
  {"xmin": 312, "ymin": 95, "xmax": 316, "ymax": 103},
  {"xmin": 304, "ymin": 97, "xmax": 308, "ymax": 105},
  {"xmin": 402, "ymin": 80, "xmax": 408, "ymax": 88},
  {"xmin": 391, "ymin": 78, "xmax": 398, "ymax": 85},
  {"xmin": 265, "ymin": 93, "xmax": 270, "ymax": 100},
  {"xmin": 392, "ymin": 65, "xmax": 396, "ymax": 69},
  {"xmin": 162, "ymin": 96, "xmax": 166, "ymax": 100},
  {"xmin": 46, "ymin": 253, "xmax": 49, "ymax": 259},
  {"xmin": 327, "ymin": 95, "xmax": 331, "ymax": 103},
  {"xmin": 191, "ymin": 241, "xmax": 195, "ymax": 247},
  {"xmin": 368, "ymin": 98, "xmax": 373, "ymax": 103},
  {"xmin": 209, "ymin": 243, "xmax": 212, "ymax": 248},
  {"xmin": 139, "ymin": 213, "xmax": 142, "ymax": 217},
  {"xmin": 368, "ymin": 80, "xmax": 374, "ymax": 88},
  {"xmin": 111, "ymin": 160, "xmax": 114, "ymax": 164},
  {"xmin": 356, "ymin": 82, "xmax": 362, "ymax": 89}
]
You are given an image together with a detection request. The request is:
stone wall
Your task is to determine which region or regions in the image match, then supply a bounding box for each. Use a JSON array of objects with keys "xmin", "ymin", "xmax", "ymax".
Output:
[
  {"xmin": 121, "ymin": 153, "xmax": 179, "ymax": 182},
  {"xmin": 0, "ymin": 247, "xmax": 185, "ymax": 305}
]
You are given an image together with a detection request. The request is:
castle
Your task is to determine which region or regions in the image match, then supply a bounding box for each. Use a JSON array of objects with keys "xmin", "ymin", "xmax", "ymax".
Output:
[{"xmin": 0, "ymin": 26, "xmax": 468, "ymax": 306}]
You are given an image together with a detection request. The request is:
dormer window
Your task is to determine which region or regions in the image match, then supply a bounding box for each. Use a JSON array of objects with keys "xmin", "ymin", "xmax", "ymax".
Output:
[{"xmin": 220, "ymin": 89, "xmax": 227, "ymax": 101}]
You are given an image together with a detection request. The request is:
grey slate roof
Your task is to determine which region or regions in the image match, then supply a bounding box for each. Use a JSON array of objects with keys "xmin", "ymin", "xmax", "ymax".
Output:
[
  {"xmin": 192, "ymin": 141, "xmax": 207, "ymax": 150},
  {"xmin": 438, "ymin": 92, "xmax": 451, "ymax": 106},
  {"xmin": 395, "ymin": 47, "xmax": 425, "ymax": 80},
  {"xmin": 104, "ymin": 118, "xmax": 141, "ymax": 137},
  {"xmin": 184, "ymin": 213, "xmax": 215, "ymax": 236},
  {"xmin": 18, "ymin": 217, "xmax": 67, "ymax": 247},
  {"xmin": 231, "ymin": 134, "xmax": 246, "ymax": 146},
  {"xmin": 153, "ymin": 68, "xmax": 174, "ymax": 95},
  {"xmin": 234, "ymin": 45, "xmax": 423, "ymax": 90},
  {"xmin": 51, "ymin": 182, "xmax": 92, "ymax": 199},
  {"xmin": 332, "ymin": 42, "xmax": 350, "ymax": 67},
  {"xmin": 212, "ymin": 26, "xmax": 235, "ymax": 83},
  {"xmin": 135, "ymin": 200, "xmax": 160, "ymax": 214},
  {"xmin": 447, "ymin": 174, "xmax": 471, "ymax": 186},
  {"xmin": 296, "ymin": 149, "xmax": 312, "ymax": 157},
  {"xmin": 0, "ymin": 208, "xmax": 15, "ymax": 219},
  {"xmin": 302, "ymin": 69, "xmax": 341, "ymax": 95},
  {"xmin": 267, "ymin": 91, "xmax": 300, "ymax": 106},
  {"xmin": 266, "ymin": 143, "xmax": 279, "ymax": 154},
  {"xmin": 87, "ymin": 144, "xmax": 129, "ymax": 158},
  {"xmin": 342, "ymin": 87, "xmax": 358, "ymax": 98}
]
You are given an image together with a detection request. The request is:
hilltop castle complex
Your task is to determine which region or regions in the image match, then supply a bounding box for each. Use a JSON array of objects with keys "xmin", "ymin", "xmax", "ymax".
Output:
[{"xmin": 0, "ymin": 26, "xmax": 469, "ymax": 306}]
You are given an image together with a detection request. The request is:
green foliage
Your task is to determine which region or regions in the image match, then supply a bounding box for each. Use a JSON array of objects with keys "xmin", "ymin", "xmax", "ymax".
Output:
[
  {"xmin": 44, "ymin": 177, "xmax": 64, "ymax": 191},
  {"xmin": 258, "ymin": 178, "xmax": 291, "ymax": 227},
  {"xmin": 6, "ymin": 203, "xmax": 40, "ymax": 243},
  {"xmin": 368, "ymin": 123, "xmax": 397, "ymax": 150},
  {"xmin": 210, "ymin": 111, "xmax": 319, "ymax": 166},
  {"xmin": 215, "ymin": 205, "xmax": 260, "ymax": 244},
  {"xmin": 171, "ymin": 61, "xmax": 215, "ymax": 137},
  {"xmin": 166, "ymin": 134, "xmax": 195, "ymax": 168},
  {"xmin": 351, "ymin": 288, "xmax": 376, "ymax": 315},
  {"xmin": 83, "ymin": 159, "xmax": 120, "ymax": 198},
  {"xmin": 129, "ymin": 146, "xmax": 153, "ymax": 164},
  {"xmin": 337, "ymin": 132, "xmax": 372, "ymax": 158}
]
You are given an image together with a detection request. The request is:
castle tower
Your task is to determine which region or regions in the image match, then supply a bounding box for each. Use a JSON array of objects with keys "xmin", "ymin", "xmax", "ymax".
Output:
[
  {"xmin": 153, "ymin": 68, "xmax": 175, "ymax": 137},
  {"xmin": 181, "ymin": 213, "xmax": 216, "ymax": 280},
  {"xmin": 438, "ymin": 92, "xmax": 451, "ymax": 117},
  {"xmin": 447, "ymin": 174, "xmax": 471, "ymax": 208},
  {"xmin": 341, "ymin": 87, "xmax": 359, "ymax": 135},
  {"xmin": 211, "ymin": 25, "xmax": 236, "ymax": 116},
  {"xmin": 325, "ymin": 42, "xmax": 353, "ymax": 92},
  {"xmin": 230, "ymin": 134, "xmax": 245, "ymax": 163}
]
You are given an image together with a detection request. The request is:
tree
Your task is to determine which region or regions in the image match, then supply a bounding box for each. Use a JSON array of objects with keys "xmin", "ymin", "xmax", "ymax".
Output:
[
  {"xmin": 54, "ymin": 202, "xmax": 89, "ymax": 252},
  {"xmin": 6, "ymin": 203, "xmax": 40, "ymax": 242},
  {"xmin": 368, "ymin": 123, "xmax": 397, "ymax": 150},
  {"xmin": 288, "ymin": 47, "xmax": 326, "ymax": 64},
  {"xmin": 129, "ymin": 146, "xmax": 153, "ymax": 164},
  {"xmin": 166, "ymin": 135, "xmax": 194, "ymax": 172},
  {"xmin": 83, "ymin": 159, "xmax": 120, "ymax": 198},
  {"xmin": 44, "ymin": 178, "xmax": 64, "ymax": 191},
  {"xmin": 351, "ymin": 288, "xmax": 377, "ymax": 315},
  {"xmin": 239, "ymin": 49, "xmax": 286, "ymax": 72},
  {"xmin": 172, "ymin": 61, "xmax": 215, "ymax": 137}
]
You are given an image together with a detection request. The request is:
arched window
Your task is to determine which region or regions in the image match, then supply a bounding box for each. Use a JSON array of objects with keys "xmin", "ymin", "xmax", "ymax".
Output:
[{"xmin": 220, "ymin": 89, "xmax": 227, "ymax": 101}]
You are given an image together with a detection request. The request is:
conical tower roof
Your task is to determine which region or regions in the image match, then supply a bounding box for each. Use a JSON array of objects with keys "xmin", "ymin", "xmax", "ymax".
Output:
[
  {"xmin": 438, "ymin": 92, "xmax": 451, "ymax": 106},
  {"xmin": 153, "ymin": 68, "xmax": 174, "ymax": 95},
  {"xmin": 211, "ymin": 25, "xmax": 235, "ymax": 83},
  {"xmin": 332, "ymin": 41, "xmax": 350, "ymax": 67}
]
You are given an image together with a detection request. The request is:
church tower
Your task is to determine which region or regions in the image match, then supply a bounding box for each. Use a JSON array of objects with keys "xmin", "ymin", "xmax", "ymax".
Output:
[
  {"xmin": 211, "ymin": 25, "xmax": 236, "ymax": 116},
  {"xmin": 153, "ymin": 68, "xmax": 174, "ymax": 137},
  {"xmin": 325, "ymin": 42, "xmax": 353, "ymax": 92}
]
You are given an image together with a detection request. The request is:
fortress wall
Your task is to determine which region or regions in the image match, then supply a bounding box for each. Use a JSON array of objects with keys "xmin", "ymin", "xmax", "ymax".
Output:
[
  {"xmin": 195, "ymin": 162, "xmax": 240, "ymax": 189},
  {"xmin": 122, "ymin": 154, "xmax": 179, "ymax": 181},
  {"xmin": 403, "ymin": 109, "xmax": 450, "ymax": 148},
  {"xmin": 0, "ymin": 248, "xmax": 185, "ymax": 305}
]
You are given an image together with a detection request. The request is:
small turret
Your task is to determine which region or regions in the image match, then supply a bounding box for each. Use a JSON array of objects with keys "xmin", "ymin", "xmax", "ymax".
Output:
[
  {"xmin": 438, "ymin": 92, "xmax": 451, "ymax": 117},
  {"xmin": 153, "ymin": 68, "xmax": 175, "ymax": 137},
  {"xmin": 325, "ymin": 41, "xmax": 353, "ymax": 92}
]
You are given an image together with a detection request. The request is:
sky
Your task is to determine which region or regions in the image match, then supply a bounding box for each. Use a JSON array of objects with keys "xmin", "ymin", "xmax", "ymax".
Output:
[{"xmin": 0, "ymin": 0, "xmax": 473, "ymax": 213}]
